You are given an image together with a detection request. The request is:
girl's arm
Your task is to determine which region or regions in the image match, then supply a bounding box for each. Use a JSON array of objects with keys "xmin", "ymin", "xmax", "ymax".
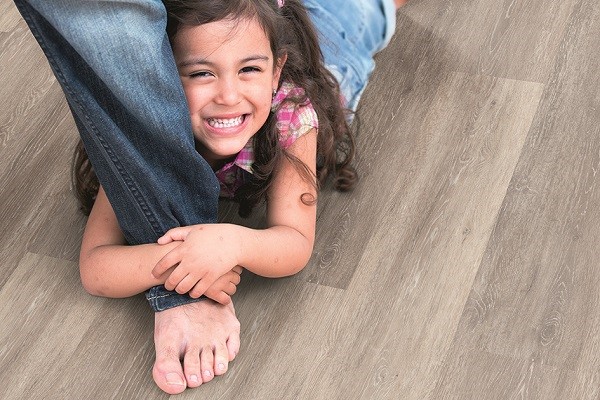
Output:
[
  {"xmin": 79, "ymin": 186, "xmax": 241, "ymax": 304},
  {"xmin": 153, "ymin": 128, "xmax": 318, "ymax": 298}
]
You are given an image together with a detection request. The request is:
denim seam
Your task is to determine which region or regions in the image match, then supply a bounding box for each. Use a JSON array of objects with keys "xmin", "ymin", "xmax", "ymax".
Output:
[{"xmin": 146, "ymin": 293, "xmax": 175, "ymax": 300}]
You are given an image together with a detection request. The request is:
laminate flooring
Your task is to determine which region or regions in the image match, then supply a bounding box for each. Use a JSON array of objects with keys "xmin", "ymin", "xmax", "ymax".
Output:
[{"xmin": 2, "ymin": 0, "xmax": 600, "ymax": 399}]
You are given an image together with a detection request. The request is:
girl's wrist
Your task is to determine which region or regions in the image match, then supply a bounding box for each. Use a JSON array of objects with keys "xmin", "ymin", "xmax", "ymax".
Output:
[{"xmin": 224, "ymin": 223, "xmax": 247, "ymax": 268}]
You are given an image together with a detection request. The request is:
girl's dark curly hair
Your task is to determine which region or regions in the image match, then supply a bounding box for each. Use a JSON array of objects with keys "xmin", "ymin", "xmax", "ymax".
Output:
[{"xmin": 73, "ymin": 0, "xmax": 356, "ymax": 217}]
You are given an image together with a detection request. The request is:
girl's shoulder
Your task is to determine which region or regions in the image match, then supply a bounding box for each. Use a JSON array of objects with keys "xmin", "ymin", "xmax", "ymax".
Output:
[{"xmin": 272, "ymin": 81, "xmax": 319, "ymax": 149}]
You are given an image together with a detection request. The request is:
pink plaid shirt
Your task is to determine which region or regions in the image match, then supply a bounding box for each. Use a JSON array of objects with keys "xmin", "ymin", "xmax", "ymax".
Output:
[{"xmin": 215, "ymin": 81, "xmax": 318, "ymax": 198}]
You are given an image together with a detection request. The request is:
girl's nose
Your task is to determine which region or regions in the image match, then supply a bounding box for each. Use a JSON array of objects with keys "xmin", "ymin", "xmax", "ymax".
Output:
[{"xmin": 215, "ymin": 78, "xmax": 242, "ymax": 106}]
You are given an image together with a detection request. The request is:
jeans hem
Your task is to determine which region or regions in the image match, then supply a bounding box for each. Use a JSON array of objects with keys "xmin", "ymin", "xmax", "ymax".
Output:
[{"xmin": 146, "ymin": 287, "xmax": 208, "ymax": 312}]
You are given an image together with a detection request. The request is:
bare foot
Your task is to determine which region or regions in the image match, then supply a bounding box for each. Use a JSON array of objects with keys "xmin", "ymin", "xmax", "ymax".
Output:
[
  {"xmin": 395, "ymin": 0, "xmax": 409, "ymax": 8},
  {"xmin": 152, "ymin": 300, "xmax": 240, "ymax": 394}
]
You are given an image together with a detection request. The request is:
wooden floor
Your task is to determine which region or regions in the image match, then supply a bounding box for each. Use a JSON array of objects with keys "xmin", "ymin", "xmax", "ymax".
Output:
[{"xmin": 2, "ymin": 0, "xmax": 600, "ymax": 398}]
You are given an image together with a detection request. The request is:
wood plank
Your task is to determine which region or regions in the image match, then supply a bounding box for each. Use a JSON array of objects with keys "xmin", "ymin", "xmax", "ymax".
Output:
[
  {"xmin": 0, "ymin": 0, "xmax": 19, "ymax": 33},
  {"xmin": 27, "ymin": 190, "xmax": 86, "ymax": 262},
  {"xmin": 0, "ymin": 96, "xmax": 77, "ymax": 282},
  {"xmin": 433, "ymin": 0, "xmax": 600, "ymax": 397},
  {"xmin": 297, "ymin": 16, "xmax": 448, "ymax": 289},
  {"xmin": 337, "ymin": 72, "xmax": 543, "ymax": 399},
  {"xmin": 401, "ymin": 0, "xmax": 578, "ymax": 82},
  {"xmin": 0, "ymin": 252, "xmax": 163, "ymax": 399},
  {"xmin": 435, "ymin": 350, "xmax": 565, "ymax": 399}
]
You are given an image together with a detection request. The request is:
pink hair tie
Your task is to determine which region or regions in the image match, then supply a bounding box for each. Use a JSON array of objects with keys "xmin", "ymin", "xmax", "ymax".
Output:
[{"xmin": 277, "ymin": 0, "xmax": 284, "ymax": 7}]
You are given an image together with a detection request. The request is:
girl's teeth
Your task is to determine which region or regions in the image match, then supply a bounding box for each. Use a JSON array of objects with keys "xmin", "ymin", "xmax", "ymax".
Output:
[{"xmin": 208, "ymin": 115, "xmax": 244, "ymax": 128}]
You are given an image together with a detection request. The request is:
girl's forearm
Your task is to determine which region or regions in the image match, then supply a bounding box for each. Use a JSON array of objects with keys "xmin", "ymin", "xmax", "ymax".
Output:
[
  {"xmin": 80, "ymin": 241, "xmax": 179, "ymax": 298},
  {"xmin": 233, "ymin": 224, "xmax": 314, "ymax": 278},
  {"xmin": 81, "ymin": 221, "xmax": 313, "ymax": 297}
]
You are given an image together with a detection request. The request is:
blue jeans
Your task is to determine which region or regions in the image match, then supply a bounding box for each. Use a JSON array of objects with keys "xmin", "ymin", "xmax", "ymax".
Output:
[
  {"xmin": 14, "ymin": 0, "xmax": 220, "ymax": 312},
  {"xmin": 305, "ymin": 0, "xmax": 396, "ymax": 111},
  {"xmin": 14, "ymin": 0, "xmax": 395, "ymax": 311}
]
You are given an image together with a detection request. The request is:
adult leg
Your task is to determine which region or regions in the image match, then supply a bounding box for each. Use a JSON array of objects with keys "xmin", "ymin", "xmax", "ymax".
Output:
[
  {"xmin": 304, "ymin": 0, "xmax": 397, "ymax": 111},
  {"xmin": 13, "ymin": 0, "xmax": 238, "ymax": 393}
]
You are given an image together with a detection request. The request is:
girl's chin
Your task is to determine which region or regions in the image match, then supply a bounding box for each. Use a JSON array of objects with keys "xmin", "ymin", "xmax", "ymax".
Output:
[{"xmin": 201, "ymin": 148, "xmax": 243, "ymax": 168}]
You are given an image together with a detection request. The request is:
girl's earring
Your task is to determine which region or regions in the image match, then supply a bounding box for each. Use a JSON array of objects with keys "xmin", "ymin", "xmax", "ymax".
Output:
[{"xmin": 272, "ymin": 89, "xmax": 277, "ymax": 99}]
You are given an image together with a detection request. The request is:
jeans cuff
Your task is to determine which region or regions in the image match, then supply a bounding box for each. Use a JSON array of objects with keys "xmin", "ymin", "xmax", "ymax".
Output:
[{"xmin": 145, "ymin": 285, "xmax": 206, "ymax": 312}]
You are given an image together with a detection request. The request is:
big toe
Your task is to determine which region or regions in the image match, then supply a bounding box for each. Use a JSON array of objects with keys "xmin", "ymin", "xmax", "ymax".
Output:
[
  {"xmin": 153, "ymin": 357, "xmax": 187, "ymax": 395},
  {"xmin": 227, "ymin": 333, "xmax": 241, "ymax": 361}
]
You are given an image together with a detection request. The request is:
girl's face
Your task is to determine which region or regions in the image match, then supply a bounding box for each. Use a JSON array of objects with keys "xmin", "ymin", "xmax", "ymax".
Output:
[{"xmin": 172, "ymin": 17, "xmax": 284, "ymax": 169}]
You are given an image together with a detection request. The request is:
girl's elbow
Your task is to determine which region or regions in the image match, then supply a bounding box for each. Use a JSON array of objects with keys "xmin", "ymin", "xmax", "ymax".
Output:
[
  {"xmin": 267, "ymin": 254, "xmax": 309, "ymax": 278},
  {"xmin": 79, "ymin": 270, "xmax": 98, "ymax": 296},
  {"xmin": 286, "ymin": 248, "xmax": 313, "ymax": 276},
  {"xmin": 298, "ymin": 240, "xmax": 315, "ymax": 272},
  {"xmin": 288, "ymin": 262, "xmax": 308, "ymax": 276},
  {"xmin": 79, "ymin": 262, "xmax": 105, "ymax": 297}
]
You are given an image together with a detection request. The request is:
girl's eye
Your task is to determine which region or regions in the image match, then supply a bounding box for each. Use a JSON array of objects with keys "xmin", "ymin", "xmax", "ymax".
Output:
[
  {"xmin": 189, "ymin": 70, "xmax": 213, "ymax": 79},
  {"xmin": 240, "ymin": 66, "xmax": 261, "ymax": 74}
]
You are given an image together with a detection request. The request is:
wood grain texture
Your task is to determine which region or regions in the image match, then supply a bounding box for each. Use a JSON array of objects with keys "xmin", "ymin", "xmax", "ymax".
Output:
[
  {"xmin": 402, "ymin": 0, "xmax": 577, "ymax": 82},
  {"xmin": 0, "ymin": 0, "xmax": 19, "ymax": 33},
  {"xmin": 2, "ymin": 0, "xmax": 599, "ymax": 398},
  {"xmin": 433, "ymin": 1, "xmax": 600, "ymax": 398},
  {"xmin": 0, "ymin": 252, "xmax": 161, "ymax": 399},
  {"xmin": 308, "ymin": 72, "xmax": 542, "ymax": 400}
]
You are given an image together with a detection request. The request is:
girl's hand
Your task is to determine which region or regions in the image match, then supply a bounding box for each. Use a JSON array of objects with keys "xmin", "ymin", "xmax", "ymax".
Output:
[
  {"xmin": 203, "ymin": 265, "xmax": 243, "ymax": 304},
  {"xmin": 152, "ymin": 224, "xmax": 241, "ymax": 298}
]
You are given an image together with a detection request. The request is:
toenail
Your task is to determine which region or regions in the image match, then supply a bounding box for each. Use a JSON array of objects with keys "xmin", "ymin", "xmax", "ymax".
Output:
[
  {"xmin": 166, "ymin": 373, "xmax": 185, "ymax": 386},
  {"xmin": 218, "ymin": 363, "xmax": 225, "ymax": 371},
  {"xmin": 204, "ymin": 370, "xmax": 212, "ymax": 378},
  {"xmin": 190, "ymin": 375, "xmax": 199, "ymax": 384}
]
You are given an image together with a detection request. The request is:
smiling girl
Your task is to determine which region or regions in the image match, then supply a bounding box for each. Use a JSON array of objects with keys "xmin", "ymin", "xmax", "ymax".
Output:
[
  {"xmin": 71, "ymin": 0, "xmax": 398, "ymax": 390},
  {"xmin": 74, "ymin": 0, "xmax": 355, "ymax": 300}
]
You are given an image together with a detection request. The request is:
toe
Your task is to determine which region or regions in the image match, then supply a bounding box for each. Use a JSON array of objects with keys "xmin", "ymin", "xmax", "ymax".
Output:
[
  {"xmin": 214, "ymin": 341, "xmax": 230, "ymax": 376},
  {"xmin": 152, "ymin": 348, "xmax": 187, "ymax": 395},
  {"xmin": 227, "ymin": 332, "xmax": 241, "ymax": 361},
  {"xmin": 200, "ymin": 345, "xmax": 215, "ymax": 383},
  {"xmin": 183, "ymin": 347, "xmax": 202, "ymax": 388}
]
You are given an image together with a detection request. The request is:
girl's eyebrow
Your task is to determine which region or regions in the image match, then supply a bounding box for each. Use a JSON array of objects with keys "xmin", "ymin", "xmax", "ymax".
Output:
[{"xmin": 178, "ymin": 55, "xmax": 271, "ymax": 68}]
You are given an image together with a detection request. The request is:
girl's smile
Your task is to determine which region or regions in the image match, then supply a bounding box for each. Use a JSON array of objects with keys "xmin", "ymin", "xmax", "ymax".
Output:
[
  {"xmin": 207, "ymin": 115, "xmax": 245, "ymax": 129},
  {"xmin": 172, "ymin": 17, "xmax": 285, "ymax": 170},
  {"xmin": 204, "ymin": 113, "xmax": 250, "ymax": 137}
]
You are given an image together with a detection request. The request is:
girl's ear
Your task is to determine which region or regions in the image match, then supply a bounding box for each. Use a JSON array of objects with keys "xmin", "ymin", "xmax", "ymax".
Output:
[{"xmin": 272, "ymin": 52, "xmax": 288, "ymax": 88}]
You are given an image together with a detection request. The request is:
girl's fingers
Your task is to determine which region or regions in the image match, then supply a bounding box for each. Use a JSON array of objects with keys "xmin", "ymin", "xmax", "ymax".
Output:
[
  {"xmin": 188, "ymin": 278, "xmax": 212, "ymax": 300},
  {"xmin": 221, "ymin": 269, "xmax": 241, "ymax": 285},
  {"xmin": 203, "ymin": 288, "xmax": 231, "ymax": 304},
  {"xmin": 164, "ymin": 271, "xmax": 183, "ymax": 291},
  {"xmin": 230, "ymin": 272, "xmax": 241, "ymax": 286},
  {"xmin": 189, "ymin": 281, "xmax": 203, "ymax": 298},
  {"xmin": 174, "ymin": 274, "xmax": 198, "ymax": 295},
  {"xmin": 163, "ymin": 263, "xmax": 189, "ymax": 291},
  {"xmin": 191, "ymin": 281, "xmax": 215, "ymax": 300},
  {"xmin": 224, "ymin": 282, "xmax": 237, "ymax": 296},
  {"xmin": 153, "ymin": 248, "xmax": 182, "ymax": 278},
  {"xmin": 232, "ymin": 265, "xmax": 243, "ymax": 274},
  {"xmin": 157, "ymin": 227, "xmax": 193, "ymax": 244},
  {"xmin": 202, "ymin": 270, "xmax": 238, "ymax": 304}
]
